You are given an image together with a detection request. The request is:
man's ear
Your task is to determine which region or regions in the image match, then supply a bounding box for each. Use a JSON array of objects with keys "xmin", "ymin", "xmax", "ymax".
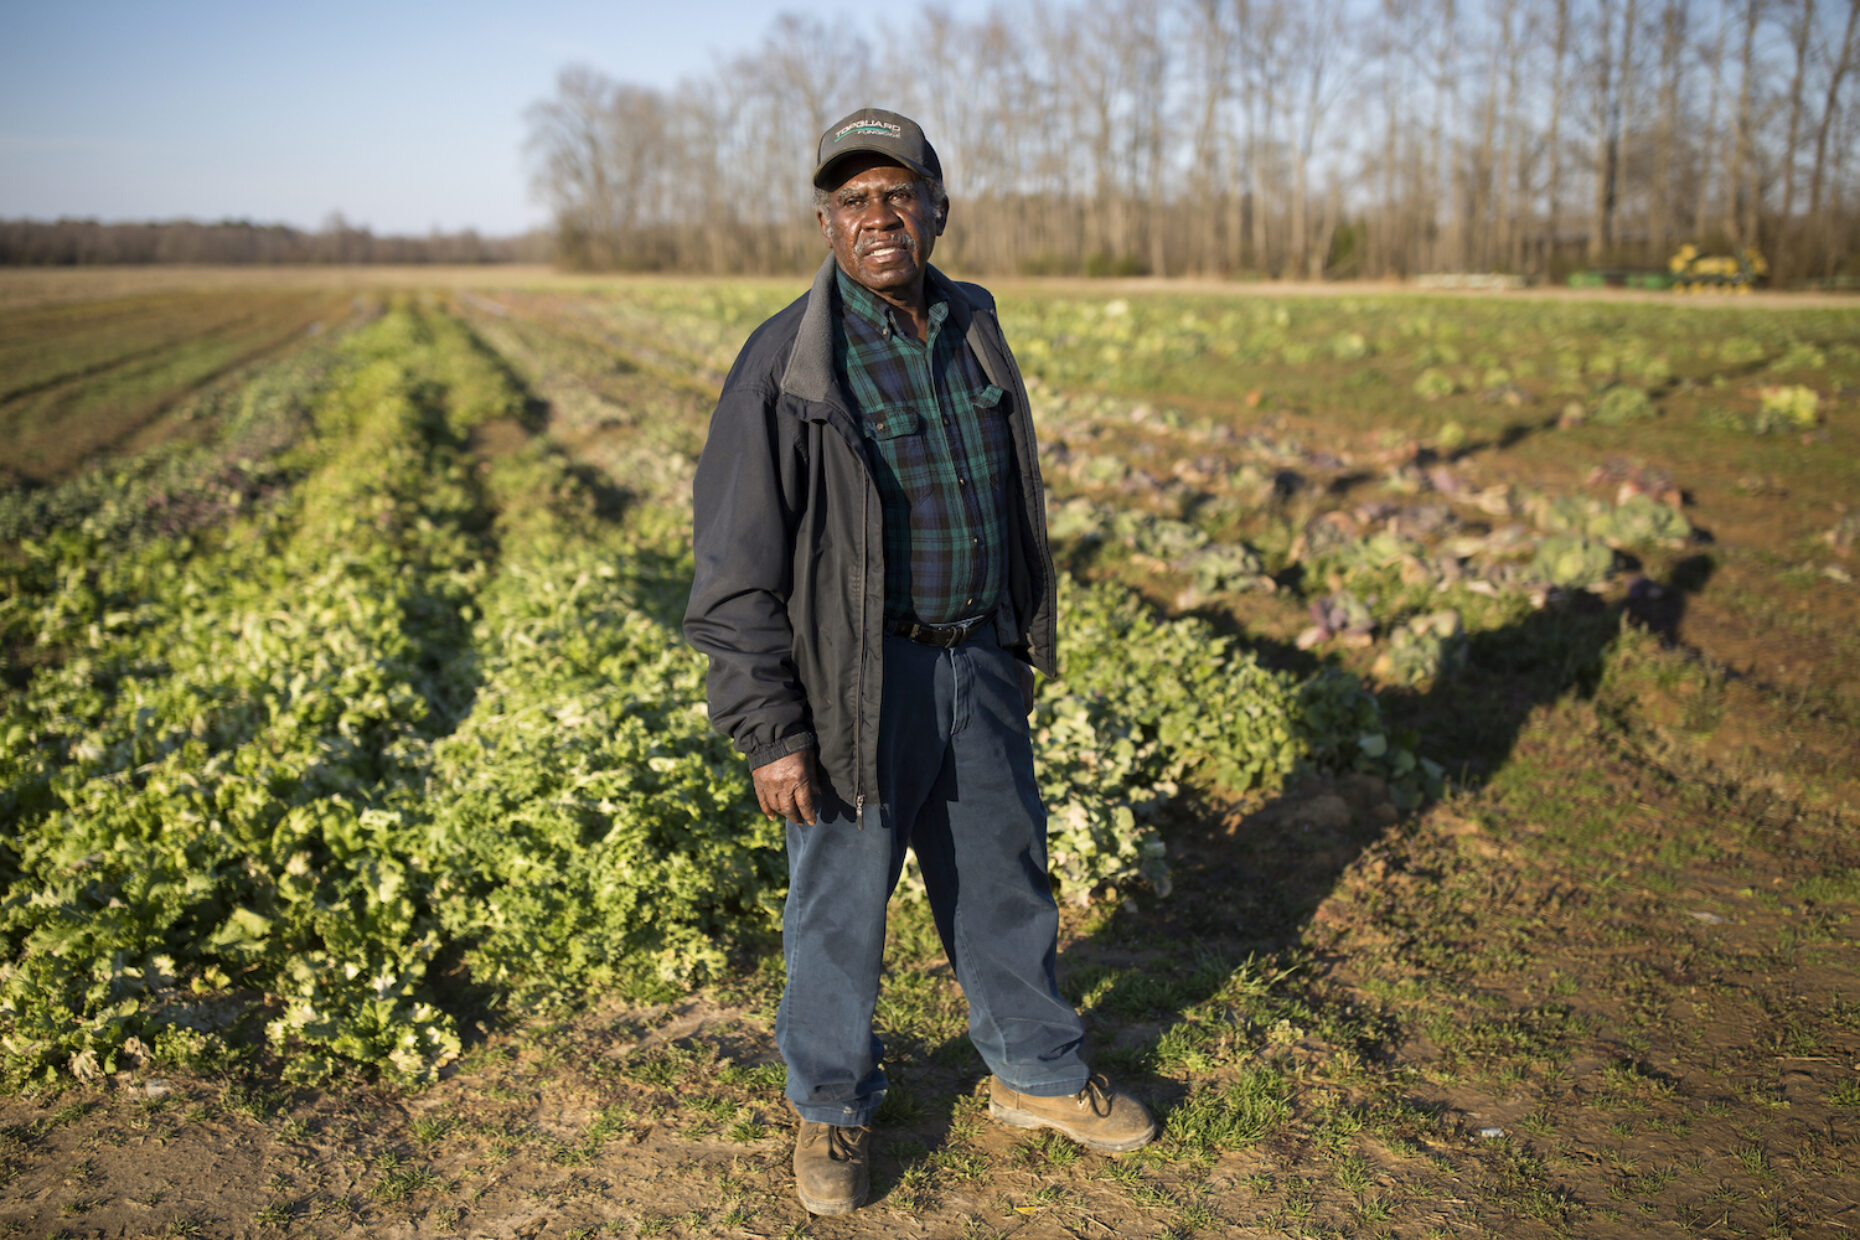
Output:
[
  {"xmin": 934, "ymin": 200, "xmax": 948, "ymax": 236},
  {"xmin": 817, "ymin": 211, "xmax": 834, "ymax": 247}
]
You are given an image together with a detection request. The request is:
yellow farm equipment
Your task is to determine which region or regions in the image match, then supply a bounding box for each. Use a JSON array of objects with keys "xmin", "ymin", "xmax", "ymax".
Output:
[{"xmin": 1669, "ymin": 244, "xmax": 1767, "ymax": 293}]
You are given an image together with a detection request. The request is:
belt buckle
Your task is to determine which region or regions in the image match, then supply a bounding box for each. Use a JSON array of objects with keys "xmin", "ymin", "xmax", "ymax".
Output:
[
  {"xmin": 895, "ymin": 615, "xmax": 983, "ymax": 648},
  {"xmin": 937, "ymin": 616, "xmax": 982, "ymax": 648}
]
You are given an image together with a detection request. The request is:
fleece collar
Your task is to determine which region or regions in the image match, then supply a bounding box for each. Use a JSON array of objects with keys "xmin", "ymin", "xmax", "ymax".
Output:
[{"xmin": 778, "ymin": 256, "xmax": 844, "ymax": 405}]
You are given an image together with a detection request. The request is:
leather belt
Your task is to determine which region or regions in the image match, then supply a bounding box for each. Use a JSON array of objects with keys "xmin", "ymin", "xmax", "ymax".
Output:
[{"xmin": 885, "ymin": 616, "xmax": 987, "ymax": 649}]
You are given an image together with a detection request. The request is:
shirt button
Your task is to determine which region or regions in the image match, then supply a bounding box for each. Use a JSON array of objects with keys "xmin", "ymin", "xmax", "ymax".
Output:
[{"xmin": 958, "ymin": 477, "xmax": 967, "ymax": 486}]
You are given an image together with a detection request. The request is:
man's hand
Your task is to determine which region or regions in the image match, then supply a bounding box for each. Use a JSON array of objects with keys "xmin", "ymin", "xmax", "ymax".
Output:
[
  {"xmin": 1017, "ymin": 662, "xmax": 1037, "ymax": 715},
  {"xmin": 752, "ymin": 749, "xmax": 821, "ymax": 825}
]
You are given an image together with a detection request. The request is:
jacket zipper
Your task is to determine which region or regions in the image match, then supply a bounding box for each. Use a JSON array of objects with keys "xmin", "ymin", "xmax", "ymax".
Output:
[{"xmin": 854, "ymin": 470, "xmax": 868, "ymax": 821}]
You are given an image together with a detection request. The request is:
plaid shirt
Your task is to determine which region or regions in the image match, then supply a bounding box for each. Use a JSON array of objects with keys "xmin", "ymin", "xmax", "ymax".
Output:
[{"xmin": 835, "ymin": 267, "xmax": 1013, "ymax": 627}]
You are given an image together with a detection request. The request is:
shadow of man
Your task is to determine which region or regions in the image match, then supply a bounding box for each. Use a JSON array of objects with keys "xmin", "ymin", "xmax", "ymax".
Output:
[{"xmin": 1049, "ymin": 550, "xmax": 1716, "ymax": 1131}]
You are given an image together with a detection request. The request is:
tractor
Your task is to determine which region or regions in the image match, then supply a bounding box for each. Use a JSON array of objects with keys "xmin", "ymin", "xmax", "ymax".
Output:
[{"xmin": 1669, "ymin": 244, "xmax": 1768, "ymax": 293}]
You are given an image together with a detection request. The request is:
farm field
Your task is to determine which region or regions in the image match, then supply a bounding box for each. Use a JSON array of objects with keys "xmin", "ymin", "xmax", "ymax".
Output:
[{"xmin": 1, "ymin": 266, "xmax": 1857, "ymax": 1239}]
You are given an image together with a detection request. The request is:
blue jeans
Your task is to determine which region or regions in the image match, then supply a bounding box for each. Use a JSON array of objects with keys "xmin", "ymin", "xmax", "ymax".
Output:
[{"xmin": 777, "ymin": 627, "xmax": 1089, "ymax": 1126}]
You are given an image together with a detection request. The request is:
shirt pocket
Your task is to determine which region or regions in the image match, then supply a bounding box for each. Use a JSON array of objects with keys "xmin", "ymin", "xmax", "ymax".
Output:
[
  {"xmin": 865, "ymin": 407, "xmax": 923, "ymax": 440},
  {"xmin": 971, "ymin": 384, "xmax": 1013, "ymax": 470}
]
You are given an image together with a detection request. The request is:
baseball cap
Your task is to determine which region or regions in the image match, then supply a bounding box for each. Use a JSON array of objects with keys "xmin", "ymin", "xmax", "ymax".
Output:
[{"xmin": 813, "ymin": 108, "xmax": 943, "ymax": 189}]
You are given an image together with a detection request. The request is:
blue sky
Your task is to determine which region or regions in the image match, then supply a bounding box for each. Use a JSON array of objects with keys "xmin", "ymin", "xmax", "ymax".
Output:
[{"xmin": 0, "ymin": 1, "xmax": 1001, "ymax": 235}]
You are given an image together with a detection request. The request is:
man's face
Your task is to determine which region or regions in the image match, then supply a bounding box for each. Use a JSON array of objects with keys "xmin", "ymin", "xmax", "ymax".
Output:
[{"xmin": 817, "ymin": 156, "xmax": 943, "ymax": 298}]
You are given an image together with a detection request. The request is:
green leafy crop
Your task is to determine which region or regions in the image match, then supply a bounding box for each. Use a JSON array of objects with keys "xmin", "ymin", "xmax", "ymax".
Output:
[{"xmin": 2, "ymin": 293, "xmax": 1445, "ymax": 1086}]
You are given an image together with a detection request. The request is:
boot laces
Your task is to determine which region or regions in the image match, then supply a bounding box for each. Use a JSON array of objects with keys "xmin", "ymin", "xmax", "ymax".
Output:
[
  {"xmin": 813, "ymin": 1123, "xmax": 868, "ymax": 1163},
  {"xmin": 1075, "ymin": 1074, "xmax": 1115, "ymax": 1117}
]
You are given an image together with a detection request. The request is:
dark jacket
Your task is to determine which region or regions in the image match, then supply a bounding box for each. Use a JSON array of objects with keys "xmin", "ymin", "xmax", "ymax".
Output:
[{"xmin": 684, "ymin": 255, "xmax": 1060, "ymax": 810}]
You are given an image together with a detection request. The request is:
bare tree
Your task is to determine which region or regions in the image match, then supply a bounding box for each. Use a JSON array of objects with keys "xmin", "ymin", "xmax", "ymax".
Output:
[
  {"xmin": 1544, "ymin": 0, "xmax": 1573, "ymax": 269},
  {"xmin": 0, "ymin": 217, "xmax": 541, "ymax": 265},
  {"xmin": 1810, "ymin": 0, "xmax": 1860, "ymax": 217},
  {"xmin": 1726, "ymin": 0, "xmax": 1765, "ymax": 245},
  {"xmin": 1779, "ymin": 0, "xmax": 1816, "ymax": 231},
  {"xmin": 509, "ymin": 1, "xmax": 1860, "ymax": 283},
  {"xmin": 1180, "ymin": 0, "xmax": 1238, "ymax": 275},
  {"xmin": 525, "ymin": 66, "xmax": 623, "ymax": 268},
  {"xmin": 1650, "ymin": 0, "xmax": 1691, "ymax": 257},
  {"xmin": 1286, "ymin": 0, "xmax": 1351, "ymax": 276},
  {"xmin": 1585, "ymin": 0, "xmax": 1623, "ymax": 261}
]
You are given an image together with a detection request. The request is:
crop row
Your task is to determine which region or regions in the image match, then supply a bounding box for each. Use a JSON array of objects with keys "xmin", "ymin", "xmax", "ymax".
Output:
[
  {"xmin": 1000, "ymin": 294, "xmax": 1856, "ymax": 400},
  {"xmin": 0, "ymin": 288, "xmax": 351, "ymax": 485},
  {"xmin": 1028, "ymin": 379, "xmax": 1706, "ymax": 687}
]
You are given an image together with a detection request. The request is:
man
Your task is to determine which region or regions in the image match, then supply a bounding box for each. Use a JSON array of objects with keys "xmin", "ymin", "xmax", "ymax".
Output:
[{"xmin": 684, "ymin": 107, "xmax": 1155, "ymax": 1217}]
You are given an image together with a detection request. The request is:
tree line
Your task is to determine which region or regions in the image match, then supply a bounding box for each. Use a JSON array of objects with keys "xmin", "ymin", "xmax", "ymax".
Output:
[
  {"xmin": 0, "ymin": 215, "xmax": 549, "ymax": 266},
  {"xmin": 525, "ymin": 0, "xmax": 1859, "ymax": 284}
]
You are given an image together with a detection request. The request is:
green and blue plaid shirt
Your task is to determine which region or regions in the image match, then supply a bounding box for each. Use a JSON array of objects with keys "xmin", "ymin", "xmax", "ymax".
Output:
[{"xmin": 834, "ymin": 266, "xmax": 1013, "ymax": 627}]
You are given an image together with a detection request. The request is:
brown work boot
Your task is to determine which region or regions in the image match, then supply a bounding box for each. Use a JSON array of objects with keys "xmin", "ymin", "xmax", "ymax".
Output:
[
  {"xmin": 792, "ymin": 1119, "xmax": 870, "ymax": 1215},
  {"xmin": 989, "ymin": 1073, "xmax": 1157, "ymax": 1152}
]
